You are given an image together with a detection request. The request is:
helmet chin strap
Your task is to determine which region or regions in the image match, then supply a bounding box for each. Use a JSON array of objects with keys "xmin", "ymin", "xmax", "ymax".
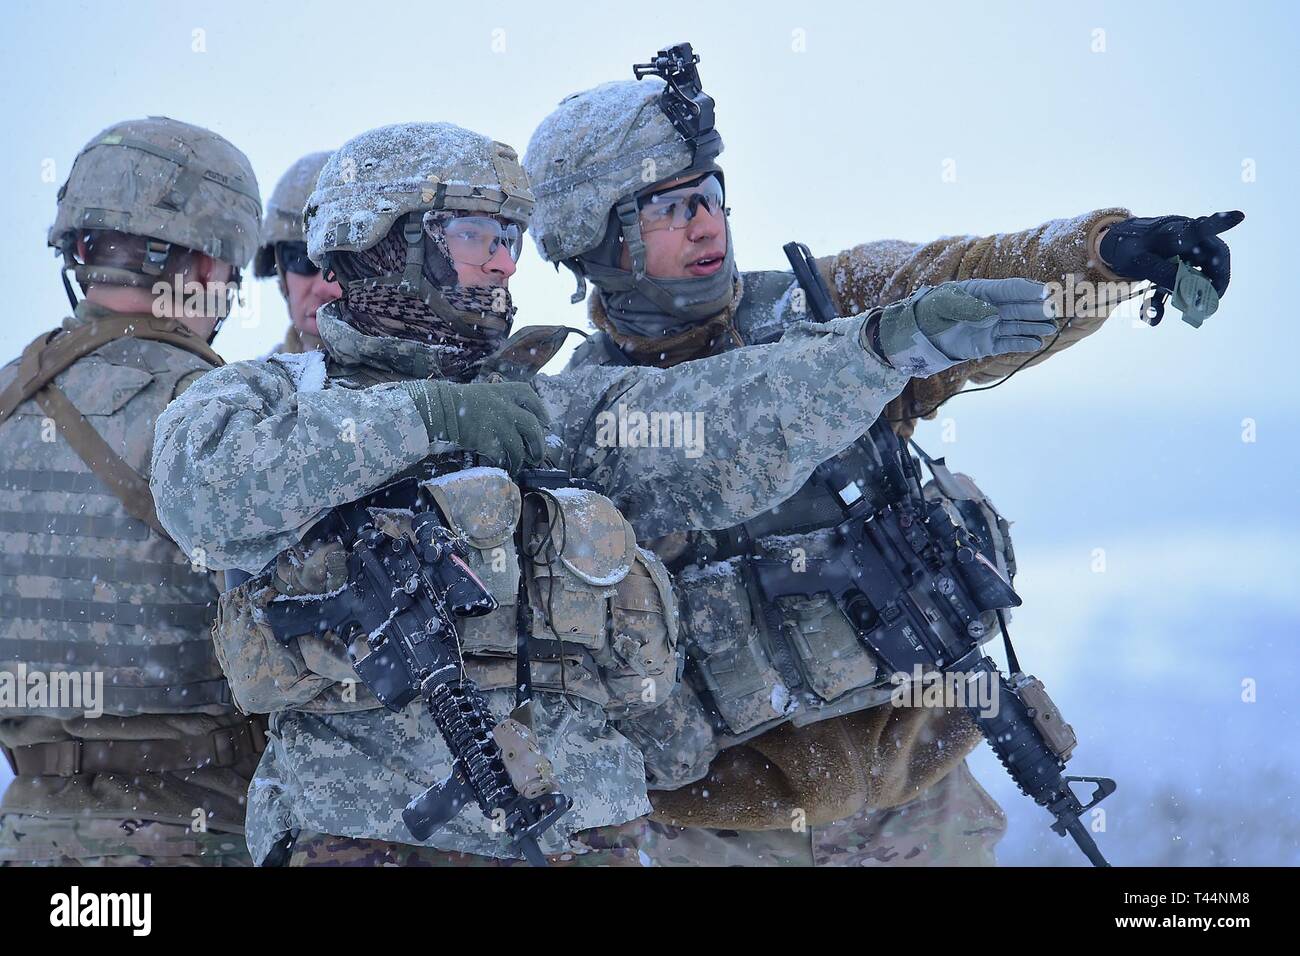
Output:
[
  {"xmin": 207, "ymin": 268, "xmax": 242, "ymax": 345},
  {"xmin": 577, "ymin": 213, "xmax": 738, "ymax": 339},
  {"xmin": 62, "ymin": 234, "xmax": 240, "ymax": 347},
  {"xmin": 339, "ymin": 213, "xmax": 509, "ymax": 341},
  {"xmin": 617, "ymin": 197, "xmax": 652, "ymax": 283},
  {"xmin": 332, "ymin": 212, "xmax": 516, "ymax": 362},
  {"xmin": 562, "ymin": 263, "xmax": 588, "ymax": 306},
  {"xmin": 68, "ymin": 236, "xmax": 175, "ymax": 294}
]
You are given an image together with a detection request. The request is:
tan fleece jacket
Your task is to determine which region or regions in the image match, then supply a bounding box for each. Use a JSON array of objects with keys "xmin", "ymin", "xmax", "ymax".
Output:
[{"xmin": 823, "ymin": 207, "xmax": 1132, "ymax": 437}]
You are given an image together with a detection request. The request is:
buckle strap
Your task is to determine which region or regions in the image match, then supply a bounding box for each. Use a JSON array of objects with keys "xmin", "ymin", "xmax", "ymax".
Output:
[
  {"xmin": 0, "ymin": 330, "xmax": 59, "ymax": 424},
  {"xmin": 0, "ymin": 316, "xmax": 224, "ymax": 540},
  {"xmin": 615, "ymin": 198, "xmax": 647, "ymax": 280},
  {"xmin": 33, "ymin": 384, "xmax": 168, "ymax": 537},
  {"xmin": 0, "ymin": 316, "xmax": 222, "ymax": 429},
  {"xmin": 8, "ymin": 719, "xmax": 267, "ymax": 777}
]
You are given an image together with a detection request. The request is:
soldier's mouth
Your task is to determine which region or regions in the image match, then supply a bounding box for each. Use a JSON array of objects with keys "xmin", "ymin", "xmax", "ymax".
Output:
[{"xmin": 686, "ymin": 254, "xmax": 724, "ymax": 276}]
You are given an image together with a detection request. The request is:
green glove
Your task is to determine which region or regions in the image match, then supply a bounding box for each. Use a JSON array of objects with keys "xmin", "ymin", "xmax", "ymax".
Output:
[
  {"xmin": 400, "ymin": 380, "xmax": 549, "ymax": 474},
  {"xmin": 872, "ymin": 278, "xmax": 1056, "ymax": 376}
]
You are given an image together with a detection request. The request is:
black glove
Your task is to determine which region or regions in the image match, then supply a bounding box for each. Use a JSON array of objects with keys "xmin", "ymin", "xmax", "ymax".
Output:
[{"xmin": 1099, "ymin": 210, "xmax": 1244, "ymax": 296}]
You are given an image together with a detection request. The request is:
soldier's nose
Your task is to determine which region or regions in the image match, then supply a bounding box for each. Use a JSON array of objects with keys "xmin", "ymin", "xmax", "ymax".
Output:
[
  {"xmin": 686, "ymin": 210, "xmax": 721, "ymax": 242},
  {"xmin": 315, "ymin": 273, "xmax": 342, "ymax": 299},
  {"xmin": 486, "ymin": 244, "xmax": 518, "ymax": 279}
]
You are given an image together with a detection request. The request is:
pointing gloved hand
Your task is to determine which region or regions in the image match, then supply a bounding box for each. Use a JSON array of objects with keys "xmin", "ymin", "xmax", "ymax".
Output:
[
  {"xmin": 869, "ymin": 277, "xmax": 1057, "ymax": 377},
  {"xmin": 1098, "ymin": 210, "xmax": 1243, "ymax": 326},
  {"xmin": 1099, "ymin": 211, "xmax": 1243, "ymax": 296},
  {"xmin": 399, "ymin": 380, "xmax": 549, "ymax": 474}
]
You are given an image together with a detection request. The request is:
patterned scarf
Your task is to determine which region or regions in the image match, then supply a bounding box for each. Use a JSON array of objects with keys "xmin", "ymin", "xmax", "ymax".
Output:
[{"xmin": 334, "ymin": 222, "xmax": 516, "ymax": 381}]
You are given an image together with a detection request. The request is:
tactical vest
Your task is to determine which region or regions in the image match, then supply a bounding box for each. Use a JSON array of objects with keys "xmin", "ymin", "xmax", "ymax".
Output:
[
  {"xmin": 673, "ymin": 426, "xmax": 1015, "ymax": 730},
  {"xmin": 213, "ymin": 464, "xmax": 681, "ymax": 721},
  {"xmin": 0, "ymin": 313, "xmax": 235, "ymax": 721},
  {"xmin": 572, "ymin": 270, "xmax": 1018, "ymax": 787}
]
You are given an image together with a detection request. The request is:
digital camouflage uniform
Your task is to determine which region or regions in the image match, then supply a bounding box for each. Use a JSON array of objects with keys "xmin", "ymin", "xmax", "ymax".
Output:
[
  {"xmin": 0, "ymin": 117, "xmax": 264, "ymax": 866},
  {"xmin": 150, "ymin": 122, "xmax": 922, "ymax": 866},
  {"xmin": 525, "ymin": 73, "xmax": 1139, "ymax": 866},
  {"xmin": 254, "ymin": 151, "xmax": 332, "ymax": 356}
]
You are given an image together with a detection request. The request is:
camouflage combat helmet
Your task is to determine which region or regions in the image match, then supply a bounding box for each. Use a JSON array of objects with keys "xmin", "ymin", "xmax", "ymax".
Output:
[
  {"xmin": 524, "ymin": 43, "xmax": 735, "ymax": 335},
  {"xmin": 48, "ymin": 116, "xmax": 262, "ymax": 290},
  {"xmin": 305, "ymin": 122, "xmax": 533, "ymax": 326},
  {"xmin": 254, "ymin": 150, "xmax": 332, "ymax": 278}
]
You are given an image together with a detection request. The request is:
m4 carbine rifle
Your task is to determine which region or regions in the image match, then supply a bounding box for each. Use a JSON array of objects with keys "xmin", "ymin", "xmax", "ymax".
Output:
[
  {"xmin": 762, "ymin": 243, "xmax": 1117, "ymax": 866},
  {"xmin": 264, "ymin": 477, "xmax": 571, "ymax": 867}
]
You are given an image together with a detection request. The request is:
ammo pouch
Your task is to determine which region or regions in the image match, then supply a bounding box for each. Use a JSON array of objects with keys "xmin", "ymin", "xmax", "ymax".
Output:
[
  {"xmin": 667, "ymin": 469, "xmax": 1015, "ymax": 767},
  {"xmin": 213, "ymin": 550, "xmax": 377, "ymax": 716},
  {"xmin": 212, "ymin": 468, "xmax": 679, "ymax": 720}
]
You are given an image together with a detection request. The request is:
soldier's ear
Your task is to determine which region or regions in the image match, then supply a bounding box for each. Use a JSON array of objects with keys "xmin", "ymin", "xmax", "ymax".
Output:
[
  {"xmin": 193, "ymin": 253, "xmax": 216, "ymax": 285},
  {"xmin": 194, "ymin": 253, "xmax": 233, "ymax": 287}
]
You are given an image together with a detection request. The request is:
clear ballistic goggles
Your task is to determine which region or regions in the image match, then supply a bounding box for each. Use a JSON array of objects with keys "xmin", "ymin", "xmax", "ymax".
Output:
[
  {"xmin": 423, "ymin": 212, "xmax": 524, "ymax": 266},
  {"xmin": 637, "ymin": 172, "xmax": 726, "ymax": 233}
]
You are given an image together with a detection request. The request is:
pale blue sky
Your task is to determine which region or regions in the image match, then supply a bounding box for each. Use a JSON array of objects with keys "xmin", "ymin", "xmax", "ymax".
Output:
[{"xmin": 1, "ymin": 0, "xmax": 1296, "ymax": 862}]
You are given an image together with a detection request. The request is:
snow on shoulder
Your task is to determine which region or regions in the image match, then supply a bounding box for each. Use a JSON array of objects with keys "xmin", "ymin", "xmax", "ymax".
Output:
[{"xmin": 270, "ymin": 350, "xmax": 327, "ymax": 393}]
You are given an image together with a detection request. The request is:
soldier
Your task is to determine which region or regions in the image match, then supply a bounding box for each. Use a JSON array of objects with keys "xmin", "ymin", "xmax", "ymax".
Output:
[
  {"xmin": 0, "ymin": 117, "xmax": 266, "ymax": 865},
  {"xmin": 150, "ymin": 121, "xmax": 1048, "ymax": 866},
  {"xmin": 522, "ymin": 47, "xmax": 1242, "ymax": 866},
  {"xmin": 252, "ymin": 151, "xmax": 341, "ymax": 355}
]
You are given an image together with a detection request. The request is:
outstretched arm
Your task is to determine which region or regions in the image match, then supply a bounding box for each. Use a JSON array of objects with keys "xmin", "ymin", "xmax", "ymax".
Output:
[
  {"xmin": 540, "ymin": 278, "xmax": 1050, "ymax": 542},
  {"xmin": 817, "ymin": 208, "xmax": 1134, "ymax": 433}
]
